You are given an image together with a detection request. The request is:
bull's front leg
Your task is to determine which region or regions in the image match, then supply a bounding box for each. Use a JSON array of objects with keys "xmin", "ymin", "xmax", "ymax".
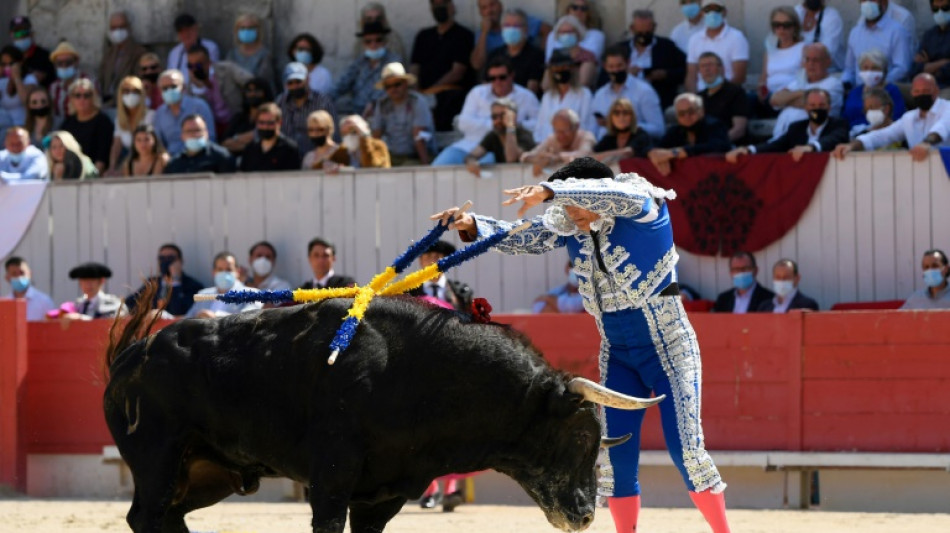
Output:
[
  {"xmin": 308, "ymin": 453, "xmax": 364, "ymax": 533},
  {"xmin": 348, "ymin": 497, "xmax": 407, "ymax": 533}
]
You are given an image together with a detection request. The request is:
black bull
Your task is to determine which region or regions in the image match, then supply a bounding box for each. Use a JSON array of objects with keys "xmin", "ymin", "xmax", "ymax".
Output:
[{"xmin": 103, "ymin": 295, "xmax": 660, "ymax": 533}]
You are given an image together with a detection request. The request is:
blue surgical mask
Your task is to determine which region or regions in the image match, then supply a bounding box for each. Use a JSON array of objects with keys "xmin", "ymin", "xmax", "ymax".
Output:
[
  {"xmin": 238, "ymin": 28, "xmax": 258, "ymax": 44},
  {"xmin": 184, "ymin": 136, "xmax": 208, "ymax": 153},
  {"xmin": 732, "ymin": 271, "xmax": 755, "ymax": 291},
  {"xmin": 501, "ymin": 27, "xmax": 524, "ymax": 46},
  {"xmin": 7, "ymin": 151, "xmax": 23, "ymax": 165},
  {"xmin": 682, "ymin": 3, "xmax": 701, "ymax": 20},
  {"xmin": 364, "ymin": 47, "xmax": 387, "ymax": 60},
  {"xmin": 57, "ymin": 66, "xmax": 76, "ymax": 80},
  {"xmin": 860, "ymin": 1, "xmax": 880, "ymax": 21},
  {"xmin": 13, "ymin": 37, "xmax": 32, "ymax": 51},
  {"xmin": 557, "ymin": 32, "xmax": 578, "ymax": 49},
  {"xmin": 706, "ymin": 75, "xmax": 723, "ymax": 89},
  {"xmin": 11, "ymin": 276, "xmax": 30, "ymax": 293},
  {"xmin": 923, "ymin": 268, "xmax": 946, "ymax": 288},
  {"xmin": 294, "ymin": 50, "xmax": 313, "ymax": 65},
  {"xmin": 704, "ymin": 11, "xmax": 724, "ymax": 29},
  {"xmin": 214, "ymin": 271, "xmax": 236, "ymax": 291},
  {"xmin": 162, "ymin": 86, "xmax": 182, "ymax": 105},
  {"xmin": 935, "ymin": 10, "xmax": 950, "ymax": 27},
  {"xmin": 568, "ymin": 271, "xmax": 579, "ymax": 287},
  {"xmin": 772, "ymin": 280, "xmax": 795, "ymax": 298}
]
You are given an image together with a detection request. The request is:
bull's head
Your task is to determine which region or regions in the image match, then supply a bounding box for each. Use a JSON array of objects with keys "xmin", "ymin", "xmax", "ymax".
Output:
[{"xmin": 505, "ymin": 377, "xmax": 663, "ymax": 532}]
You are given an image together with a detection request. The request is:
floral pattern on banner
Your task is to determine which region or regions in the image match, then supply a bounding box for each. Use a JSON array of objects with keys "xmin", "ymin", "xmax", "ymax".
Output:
[{"xmin": 620, "ymin": 153, "xmax": 828, "ymax": 256}]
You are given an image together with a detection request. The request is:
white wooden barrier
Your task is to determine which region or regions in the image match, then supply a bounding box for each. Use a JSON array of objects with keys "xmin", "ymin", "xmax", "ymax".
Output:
[{"xmin": 8, "ymin": 152, "xmax": 950, "ymax": 311}]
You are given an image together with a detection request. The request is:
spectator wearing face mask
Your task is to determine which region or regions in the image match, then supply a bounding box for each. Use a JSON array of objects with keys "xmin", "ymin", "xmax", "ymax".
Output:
[
  {"xmin": 3, "ymin": 256, "xmax": 55, "ymax": 321},
  {"xmin": 713, "ymin": 251, "xmax": 775, "ymax": 313},
  {"xmin": 0, "ymin": 125, "xmax": 47, "ymax": 179},
  {"xmin": 301, "ymin": 110, "xmax": 340, "ymax": 170},
  {"xmin": 486, "ymin": 9, "xmax": 545, "ymax": 96},
  {"xmin": 245, "ymin": 241, "xmax": 292, "ymax": 292},
  {"xmin": 8, "ymin": 16, "xmax": 54, "ymax": 88},
  {"xmin": 23, "ymin": 86, "xmax": 54, "ymax": 147},
  {"xmin": 136, "ymin": 53, "xmax": 164, "ymax": 111},
  {"xmin": 287, "ymin": 33, "xmax": 332, "ymax": 96},
  {"xmin": 758, "ymin": 259, "xmax": 819, "ymax": 312},
  {"xmin": 167, "ymin": 13, "xmax": 220, "ymax": 85},
  {"xmin": 185, "ymin": 44, "xmax": 254, "ymax": 135},
  {"xmin": 670, "ymin": 0, "xmax": 704, "ymax": 54},
  {"xmin": 842, "ymin": 50, "xmax": 905, "ymax": 132},
  {"xmin": 591, "ymin": 45, "xmax": 665, "ymax": 140},
  {"xmin": 48, "ymin": 41, "xmax": 95, "ymax": 121},
  {"xmin": 901, "ymin": 249, "xmax": 950, "ymax": 309},
  {"xmin": 532, "ymin": 260, "xmax": 584, "ymax": 313},
  {"xmin": 163, "ymin": 114, "xmax": 234, "ymax": 174},
  {"xmin": 226, "ymin": 14, "xmax": 274, "ymax": 91},
  {"xmin": 186, "ymin": 251, "xmax": 261, "ymax": 319},
  {"xmin": 277, "ymin": 62, "xmax": 337, "ymax": 158},
  {"xmin": 222, "ymin": 78, "xmax": 273, "ymax": 156},
  {"xmin": 107, "ymin": 76, "xmax": 154, "ymax": 175},
  {"xmin": 154, "ymin": 69, "xmax": 216, "ymax": 156},
  {"xmin": 535, "ymin": 50, "xmax": 595, "ymax": 144},
  {"xmin": 239, "ymin": 102, "xmax": 301, "ymax": 171},
  {"xmin": 324, "ymin": 114, "xmax": 390, "ymax": 173},
  {"xmin": 546, "ymin": 14, "xmax": 598, "ymax": 89},
  {"xmin": 685, "ymin": 0, "xmax": 749, "ymax": 93},
  {"xmin": 98, "ymin": 10, "xmax": 147, "ymax": 107},
  {"xmin": 850, "ymin": 87, "xmax": 899, "ymax": 141},
  {"xmin": 331, "ymin": 21, "xmax": 402, "ymax": 117}
]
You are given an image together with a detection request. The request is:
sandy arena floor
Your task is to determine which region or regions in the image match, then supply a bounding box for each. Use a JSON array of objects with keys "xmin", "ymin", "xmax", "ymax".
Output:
[{"xmin": 1, "ymin": 500, "xmax": 949, "ymax": 533}]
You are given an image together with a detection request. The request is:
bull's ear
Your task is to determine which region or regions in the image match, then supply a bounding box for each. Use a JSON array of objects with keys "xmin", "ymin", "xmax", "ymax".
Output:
[{"xmin": 547, "ymin": 384, "xmax": 584, "ymax": 418}]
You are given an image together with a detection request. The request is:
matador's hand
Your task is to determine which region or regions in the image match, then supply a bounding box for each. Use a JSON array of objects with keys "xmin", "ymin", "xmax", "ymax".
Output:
[{"xmin": 502, "ymin": 185, "xmax": 553, "ymax": 218}]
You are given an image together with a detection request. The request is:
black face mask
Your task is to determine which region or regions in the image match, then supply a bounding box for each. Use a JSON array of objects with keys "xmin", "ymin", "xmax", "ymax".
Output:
[
  {"xmin": 634, "ymin": 32, "xmax": 653, "ymax": 46},
  {"xmin": 914, "ymin": 94, "xmax": 936, "ymax": 111},
  {"xmin": 808, "ymin": 108, "xmax": 829, "ymax": 124},
  {"xmin": 432, "ymin": 5, "xmax": 450, "ymax": 24},
  {"xmin": 289, "ymin": 87, "xmax": 307, "ymax": 100},
  {"xmin": 608, "ymin": 70, "xmax": 628, "ymax": 85},
  {"xmin": 804, "ymin": 0, "xmax": 822, "ymax": 11},
  {"xmin": 258, "ymin": 128, "xmax": 277, "ymax": 140},
  {"xmin": 310, "ymin": 135, "xmax": 327, "ymax": 147},
  {"xmin": 31, "ymin": 106, "xmax": 50, "ymax": 117},
  {"xmin": 191, "ymin": 65, "xmax": 208, "ymax": 81},
  {"xmin": 552, "ymin": 70, "xmax": 572, "ymax": 84},
  {"xmin": 245, "ymin": 95, "xmax": 265, "ymax": 108},
  {"xmin": 141, "ymin": 72, "xmax": 159, "ymax": 83}
]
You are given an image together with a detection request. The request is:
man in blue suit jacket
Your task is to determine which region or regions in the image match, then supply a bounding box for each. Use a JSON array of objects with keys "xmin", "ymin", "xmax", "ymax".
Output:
[{"xmin": 758, "ymin": 258, "xmax": 820, "ymax": 312}]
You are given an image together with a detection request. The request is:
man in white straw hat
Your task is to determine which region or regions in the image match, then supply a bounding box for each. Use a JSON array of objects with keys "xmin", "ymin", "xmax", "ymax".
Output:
[{"xmin": 370, "ymin": 62, "xmax": 435, "ymax": 166}]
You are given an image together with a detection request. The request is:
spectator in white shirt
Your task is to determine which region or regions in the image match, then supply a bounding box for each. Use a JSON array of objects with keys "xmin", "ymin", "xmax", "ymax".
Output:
[
  {"xmin": 685, "ymin": 0, "xmax": 749, "ymax": 92},
  {"xmin": 769, "ymin": 42, "xmax": 843, "ymax": 139},
  {"xmin": 521, "ymin": 108, "xmax": 595, "ymax": 177},
  {"xmin": 544, "ymin": 0, "xmax": 605, "ymax": 62},
  {"xmin": 186, "ymin": 251, "xmax": 261, "ymax": 319},
  {"xmin": 166, "ymin": 13, "xmax": 220, "ymax": 85},
  {"xmin": 755, "ymin": 7, "xmax": 806, "ymax": 117},
  {"xmin": 833, "ymin": 73, "xmax": 950, "ymax": 162},
  {"xmin": 430, "ymin": 55, "xmax": 538, "ymax": 165},
  {"xmin": 795, "ymin": 0, "xmax": 845, "ymax": 72},
  {"xmin": 843, "ymin": 0, "xmax": 913, "ymax": 86},
  {"xmin": 0, "ymin": 126, "xmax": 47, "ymax": 179},
  {"xmin": 3, "ymin": 256, "xmax": 55, "ymax": 321},
  {"xmin": 670, "ymin": 0, "xmax": 705, "ymax": 53},
  {"xmin": 534, "ymin": 50, "xmax": 594, "ymax": 143},
  {"xmin": 591, "ymin": 45, "xmax": 664, "ymax": 140}
]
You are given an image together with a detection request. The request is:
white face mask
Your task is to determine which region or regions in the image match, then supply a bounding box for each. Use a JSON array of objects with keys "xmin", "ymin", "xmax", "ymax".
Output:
[
  {"xmin": 773, "ymin": 280, "xmax": 795, "ymax": 298},
  {"xmin": 251, "ymin": 257, "xmax": 273, "ymax": 277},
  {"xmin": 121, "ymin": 92, "xmax": 141, "ymax": 109},
  {"xmin": 343, "ymin": 134, "xmax": 361, "ymax": 152},
  {"xmin": 865, "ymin": 108, "xmax": 886, "ymax": 127},
  {"xmin": 857, "ymin": 69, "xmax": 883, "ymax": 87},
  {"xmin": 108, "ymin": 28, "xmax": 129, "ymax": 44}
]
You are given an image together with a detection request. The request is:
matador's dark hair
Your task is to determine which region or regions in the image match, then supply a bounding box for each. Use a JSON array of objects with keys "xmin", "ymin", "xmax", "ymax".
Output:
[{"xmin": 547, "ymin": 157, "xmax": 614, "ymax": 182}]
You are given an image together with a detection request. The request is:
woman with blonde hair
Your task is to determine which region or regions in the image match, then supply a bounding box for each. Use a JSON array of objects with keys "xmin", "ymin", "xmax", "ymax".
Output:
[
  {"xmin": 755, "ymin": 6, "xmax": 805, "ymax": 117},
  {"xmin": 107, "ymin": 75, "xmax": 153, "ymax": 175},
  {"xmin": 324, "ymin": 114, "xmax": 390, "ymax": 173},
  {"xmin": 593, "ymin": 98, "xmax": 652, "ymax": 164},
  {"xmin": 46, "ymin": 130, "xmax": 98, "ymax": 180},
  {"xmin": 301, "ymin": 110, "xmax": 340, "ymax": 170},
  {"xmin": 545, "ymin": 0, "xmax": 604, "ymax": 61},
  {"xmin": 122, "ymin": 124, "xmax": 168, "ymax": 176},
  {"xmin": 226, "ymin": 13, "xmax": 274, "ymax": 90},
  {"xmin": 24, "ymin": 86, "xmax": 55, "ymax": 147},
  {"xmin": 61, "ymin": 78, "xmax": 114, "ymax": 173}
]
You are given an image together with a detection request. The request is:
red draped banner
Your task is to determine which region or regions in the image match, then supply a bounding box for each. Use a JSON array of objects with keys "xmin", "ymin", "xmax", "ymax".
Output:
[{"xmin": 620, "ymin": 153, "xmax": 828, "ymax": 256}]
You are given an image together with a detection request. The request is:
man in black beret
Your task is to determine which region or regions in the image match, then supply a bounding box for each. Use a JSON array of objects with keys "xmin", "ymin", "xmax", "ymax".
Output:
[
  {"xmin": 64, "ymin": 261, "xmax": 127, "ymax": 320},
  {"xmin": 407, "ymin": 240, "xmax": 473, "ymax": 313}
]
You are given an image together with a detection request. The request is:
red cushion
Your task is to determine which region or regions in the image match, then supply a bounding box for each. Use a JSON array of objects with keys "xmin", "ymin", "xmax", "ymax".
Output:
[
  {"xmin": 829, "ymin": 300, "xmax": 905, "ymax": 311},
  {"xmin": 683, "ymin": 299, "xmax": 715, "ymax": 312}
]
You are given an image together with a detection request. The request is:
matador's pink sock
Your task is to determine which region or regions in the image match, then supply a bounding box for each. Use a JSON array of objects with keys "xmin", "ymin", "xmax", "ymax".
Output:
[
  {"xmin": 444, "ymin": 477, "xmax": 458, "ymax": 494},
  {"xmin": 421, "ymin": 480, "xmax": 440, "ymax": 497},
  {"xmin": 689, "ymin": 490, "xmax": 731, "ymax": 533},
  {"xmin": 608, "ymin": 495, "xmax": 641, "ymax": 532}
]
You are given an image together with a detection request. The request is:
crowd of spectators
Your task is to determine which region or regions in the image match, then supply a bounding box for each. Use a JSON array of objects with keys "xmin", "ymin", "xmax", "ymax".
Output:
[{"xmin": 4, "ymin": 0, "xmax": 950, "ymax": 182}]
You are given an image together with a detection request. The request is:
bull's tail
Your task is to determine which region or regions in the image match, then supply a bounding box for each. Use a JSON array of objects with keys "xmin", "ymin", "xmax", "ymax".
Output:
[{"xmin": 104, "ymin": 280, "xmax": 163, "ymax": 380}]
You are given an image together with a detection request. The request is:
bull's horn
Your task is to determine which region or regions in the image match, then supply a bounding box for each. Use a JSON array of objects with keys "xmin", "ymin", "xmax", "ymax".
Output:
[
  {"xmin": 567, "ymin": 377, "xmax": 665, "ymax": 410},
  {"xmin": 601, "ymin": 433, "xmax": 632, "ymax": 449}
]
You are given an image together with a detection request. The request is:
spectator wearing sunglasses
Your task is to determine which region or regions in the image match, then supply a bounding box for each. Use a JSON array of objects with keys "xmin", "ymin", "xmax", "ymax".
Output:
[
  {"xmin": 48, "ymin": 41, "xmax": 96, "ymax": 121},
  {"xmin": 60, "ymin": 79, "xmax": 113, "ymax": 173},
  {"xmin": 330, "ymin": 20, "xmax": 402, "ymax": 117},
  {"xmin": 753, "ymin": 6, "xmax": 806, "ymax": 119},
  {"xmin": 136, "ymin": 53, "xmax": 164, "ymax": 110}
]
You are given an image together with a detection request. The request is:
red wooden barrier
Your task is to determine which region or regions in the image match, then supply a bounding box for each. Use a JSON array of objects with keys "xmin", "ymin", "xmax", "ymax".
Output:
[{"xmin": 2, "ymin": 306, "xmax": 950, "ymax": 491}]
